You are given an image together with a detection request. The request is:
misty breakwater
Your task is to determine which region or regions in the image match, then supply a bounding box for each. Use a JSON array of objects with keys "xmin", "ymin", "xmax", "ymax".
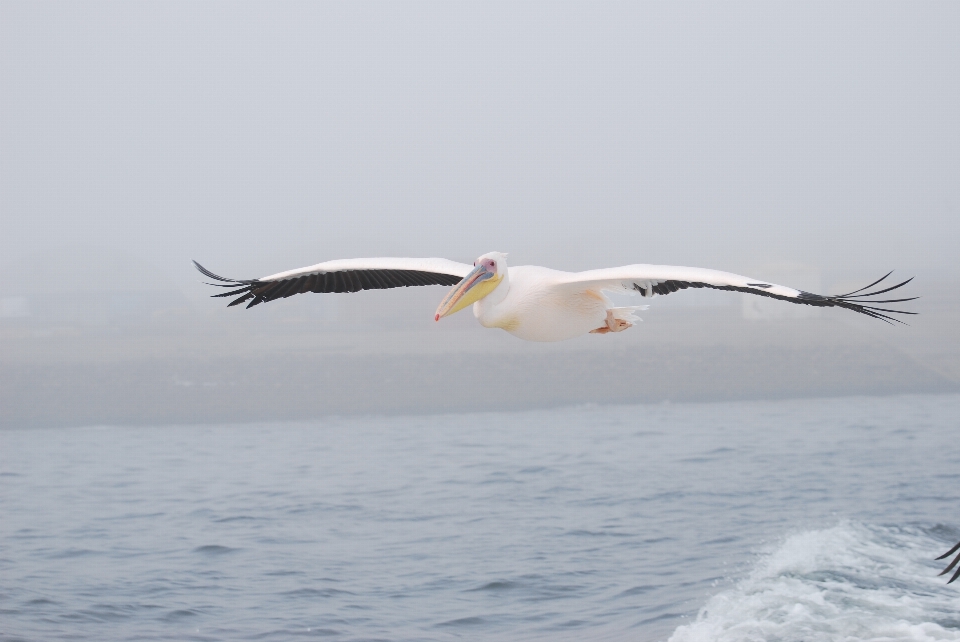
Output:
[{"xmin": 2, "ymin": 394, "xmax": 959, "ymax": 641}]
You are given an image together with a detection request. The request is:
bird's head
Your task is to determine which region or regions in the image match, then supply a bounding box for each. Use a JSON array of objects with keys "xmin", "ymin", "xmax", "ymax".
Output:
[{"xmin": 434, "ymin": 252, "xmax": 508, "ymax": 320}]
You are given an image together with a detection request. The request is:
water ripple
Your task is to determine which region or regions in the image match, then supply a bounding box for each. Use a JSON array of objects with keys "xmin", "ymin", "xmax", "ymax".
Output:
[{"xmin": 1, "ymin": 394, "xmax": 958, "ymax": 641}]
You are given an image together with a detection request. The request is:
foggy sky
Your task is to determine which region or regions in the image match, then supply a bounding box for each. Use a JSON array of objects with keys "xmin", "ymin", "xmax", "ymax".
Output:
[{"xmin": 1, "ymin": 1, "xmax": 958, "ymax": 300}]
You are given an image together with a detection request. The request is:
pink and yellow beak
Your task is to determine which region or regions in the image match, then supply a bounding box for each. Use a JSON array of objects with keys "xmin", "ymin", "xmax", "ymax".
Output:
[{"xmin": 434, "ymin": 263, "xmax": 501, "ymax": 320}]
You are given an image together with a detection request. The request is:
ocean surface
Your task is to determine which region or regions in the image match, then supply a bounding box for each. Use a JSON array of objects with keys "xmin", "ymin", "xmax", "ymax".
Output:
[{"xmin": 2, "ymin": 394, "xmax": 959, "ymax": 641}]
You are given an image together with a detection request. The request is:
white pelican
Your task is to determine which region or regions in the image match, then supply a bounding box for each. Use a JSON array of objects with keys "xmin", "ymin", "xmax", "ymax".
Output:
[{"xmin": 194, "ymin": 252, "xmax": 915, "ymax": 342}]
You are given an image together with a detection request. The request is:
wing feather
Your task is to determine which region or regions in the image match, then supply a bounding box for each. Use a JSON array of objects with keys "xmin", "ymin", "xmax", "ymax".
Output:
[
  {"xmin": 194, "ymin": 257, "xmax": 472, "ymax": 309},
  {"xmin": 937, "ymin": 540, "xmax": 960, "ymax": 583},
  {"xmin": 555, "ymin": 264, "xmax": 916, "ymax": 323}
]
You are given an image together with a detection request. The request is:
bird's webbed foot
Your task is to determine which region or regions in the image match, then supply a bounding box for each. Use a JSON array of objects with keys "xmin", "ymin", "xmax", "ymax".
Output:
[{"xmin": 590, "ymin": 310, "xmax": 633, "ymax": 334}]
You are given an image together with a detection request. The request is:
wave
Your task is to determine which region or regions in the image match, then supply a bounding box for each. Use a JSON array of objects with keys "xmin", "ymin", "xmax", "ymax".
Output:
[{"xmin": 670, "ymin": 522, "xmax": 960, "ymax": 642}]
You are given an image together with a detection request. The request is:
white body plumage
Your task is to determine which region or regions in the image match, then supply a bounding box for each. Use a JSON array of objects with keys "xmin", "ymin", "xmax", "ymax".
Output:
[{"xmin": 472, "ymin": 265, "xmax": 638, "ymax": 342}]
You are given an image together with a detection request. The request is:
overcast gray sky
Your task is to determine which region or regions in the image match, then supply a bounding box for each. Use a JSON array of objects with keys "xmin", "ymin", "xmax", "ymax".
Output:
[{"xmin": 2, "ymin": 1, "xmax": 958, "ymax": 297}]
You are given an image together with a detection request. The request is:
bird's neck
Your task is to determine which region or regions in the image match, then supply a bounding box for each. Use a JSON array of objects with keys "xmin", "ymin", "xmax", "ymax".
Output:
[{"xmin": 474, "ymin": 268, "xmax": 511, "ymax": 315}]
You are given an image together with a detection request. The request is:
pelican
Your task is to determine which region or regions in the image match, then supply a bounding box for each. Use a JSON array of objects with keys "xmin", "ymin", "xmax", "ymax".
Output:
[{"xmin": 193, "ymin": 252, "xmax": 915, "ymax": 341}]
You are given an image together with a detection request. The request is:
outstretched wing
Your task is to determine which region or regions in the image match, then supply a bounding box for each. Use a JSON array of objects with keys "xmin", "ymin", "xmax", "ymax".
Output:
[
  {"xmin": 937, "ymin": 540, "xmax": 960, "ymax": 584},
  {"xmin": 194, "ymin": 257, "xmax": 472, "ymax": 309},
  {"xmin": 557, "ymin": 264, "xmax": 916, "ymax": 324}
]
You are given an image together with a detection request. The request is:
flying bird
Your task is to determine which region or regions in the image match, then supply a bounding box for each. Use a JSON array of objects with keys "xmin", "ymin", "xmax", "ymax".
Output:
[
  {"xmin": 193, "ymin": 252, "xmax": 916, "ymax": 342},
  {"xmin": 937, "ymin": 541, "xmax": 960, "ymax": 584}
]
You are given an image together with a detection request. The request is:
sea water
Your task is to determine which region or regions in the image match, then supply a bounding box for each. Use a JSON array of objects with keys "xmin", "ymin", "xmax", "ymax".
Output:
[{"xmin": 1, "ymin": 394, "xmax": 959, "ymax": 641}]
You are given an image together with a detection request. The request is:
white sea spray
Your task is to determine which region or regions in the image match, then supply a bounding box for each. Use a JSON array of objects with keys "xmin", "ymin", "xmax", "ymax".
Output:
[{"xmin": 671, "ymin": 522, "xmax": 960, "ymax": 642}]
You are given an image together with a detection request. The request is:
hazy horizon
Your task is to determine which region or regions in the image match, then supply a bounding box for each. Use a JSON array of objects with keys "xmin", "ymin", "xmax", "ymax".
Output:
[{"xmin": 1, "ymin": 2, "xmax": 958, "ymax": 428}]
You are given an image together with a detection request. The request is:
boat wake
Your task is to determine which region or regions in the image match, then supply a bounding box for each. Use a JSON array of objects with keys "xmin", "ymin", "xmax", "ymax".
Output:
[{"xmin": 670, "ymin": 522, "xmax": 960, "ymax": 642}]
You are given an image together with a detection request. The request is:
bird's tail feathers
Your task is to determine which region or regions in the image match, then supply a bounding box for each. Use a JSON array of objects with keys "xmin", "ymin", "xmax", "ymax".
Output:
[{"xmin": 610, "ymin": 305, "xmax": 648, "ymax": 323}]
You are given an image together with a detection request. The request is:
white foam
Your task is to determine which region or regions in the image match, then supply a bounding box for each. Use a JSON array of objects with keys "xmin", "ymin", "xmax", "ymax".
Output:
[{"xmin": 670, "ymin": 522, "xmax": 960, "ymax": 642}]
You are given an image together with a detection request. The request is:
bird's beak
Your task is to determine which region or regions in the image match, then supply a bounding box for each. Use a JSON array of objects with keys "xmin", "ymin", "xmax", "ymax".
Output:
[{"xmin": 435, "ymin": 264, "xmax": 500, "ymax": 320}]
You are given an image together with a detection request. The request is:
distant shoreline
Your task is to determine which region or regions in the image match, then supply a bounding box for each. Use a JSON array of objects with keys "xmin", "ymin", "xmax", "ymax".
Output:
[{"xmin": 3, "ymin": 342, "xmax": 956, "ymax": 429}]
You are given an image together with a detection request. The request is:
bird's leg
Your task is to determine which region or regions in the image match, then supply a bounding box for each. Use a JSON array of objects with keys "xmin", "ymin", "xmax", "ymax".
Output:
[{"xmin": 590, "ymin": 309, "xmax": 632, "ymax": 334}]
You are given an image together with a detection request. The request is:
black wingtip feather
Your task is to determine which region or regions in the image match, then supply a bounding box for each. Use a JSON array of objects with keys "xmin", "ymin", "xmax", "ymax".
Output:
[
  {"xmin": 938, "ymin": 540, "xmax": 960, "ymax": 583},
  {"xmin": 227, "ymin": 293, "xmax": 253, "ymax": 307},
  {"xmin": 193, "ymin": 260, "xmax": 255, "ymax": 285},
  {"xmin": 213, "ymin": 287, "xmax": 254, "ymax": 299},
  {"xmin": 836, "ymin": 270, "xmax": 893, "ymax": 298},
  {"xmin": 193, "ymin": 260, "xmax": 229, "ymax": 282},
  {"xmin": 936, "ymin": 541, "xmax": 960, "ymax": 561},
  {"xmin": 825, "ymin": 272, "xmax": 916, "ymax": 324},
  {"xmin": 841, "ymin": 277, "xmax": 915, "ymax": 299},
  {"xmin": 857, "ymin": 306, "xmax": 918, "ymax": 315},
  {"xmin": 939, "ymin": 553, "xmax": 960, "ymax": 576}
]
